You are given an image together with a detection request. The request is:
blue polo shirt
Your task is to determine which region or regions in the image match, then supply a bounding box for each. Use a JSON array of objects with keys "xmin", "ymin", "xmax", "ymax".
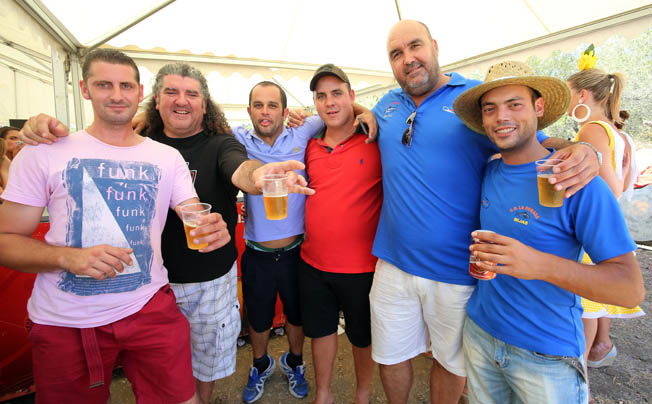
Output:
[
  {"xmin": 372, "ymin": 73, "xmax": 547, "ymax": 285},
  {"xmin": 467, "ymin": 154, "xmax": 636, "ymax": 357},
  {"xmin": 233, "ymin": 116, "xmax": 323, "ymax": 242}
]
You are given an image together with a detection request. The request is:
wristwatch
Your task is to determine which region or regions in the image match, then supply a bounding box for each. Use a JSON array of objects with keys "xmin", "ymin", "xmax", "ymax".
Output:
[{"xmin": 575, "ymin": 141, "xmax": 602, "ymax": 167}]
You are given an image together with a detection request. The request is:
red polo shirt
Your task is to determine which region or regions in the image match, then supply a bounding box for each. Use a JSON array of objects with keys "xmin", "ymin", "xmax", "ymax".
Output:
[{"xmin": 301, "ymin": 131, "xmax": 383, "ymax": 274}]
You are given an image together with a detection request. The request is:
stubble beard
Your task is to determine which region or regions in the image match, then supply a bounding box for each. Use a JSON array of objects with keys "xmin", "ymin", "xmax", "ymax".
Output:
[{"xmin": 400, "ymin": 61, "xmax": 440, "ymax": 99}]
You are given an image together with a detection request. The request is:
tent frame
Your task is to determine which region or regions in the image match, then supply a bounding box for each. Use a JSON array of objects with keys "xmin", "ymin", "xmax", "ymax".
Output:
[{"xmin": 11, "ymin": 1, "xmax": 652, "ymax": 129}]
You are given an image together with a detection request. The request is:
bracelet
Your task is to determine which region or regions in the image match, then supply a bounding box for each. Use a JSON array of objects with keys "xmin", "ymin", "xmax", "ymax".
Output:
[{"xmin": 575, "ymin": 141, "xmax": 602, "ymax": 166}]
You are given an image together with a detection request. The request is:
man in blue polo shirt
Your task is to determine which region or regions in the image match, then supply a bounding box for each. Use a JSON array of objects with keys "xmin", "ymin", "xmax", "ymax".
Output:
[
  {"xmin": 453, "ymin": 60, "xmax": 644, "ymax": 403},
  {"xmin": 369, "ymin": 20, "xmax": 603, "ymax": 404},
  {"xmin": 236, "ymin": 80, "xmax": 379, "ymax": 403},
  {"xmin": 234, "ymin": 81, "xmax": 323, "ymax": 403}
]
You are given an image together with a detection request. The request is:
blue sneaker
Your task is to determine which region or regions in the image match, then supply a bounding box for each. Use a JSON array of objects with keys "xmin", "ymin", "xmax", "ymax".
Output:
[
  {"xmin": 242, "ymin": 354, "xmax": 276, "ymax": 403},
  {"xmin": 279, "ymin": 352, "xmax": 309, "ymax": 399}
]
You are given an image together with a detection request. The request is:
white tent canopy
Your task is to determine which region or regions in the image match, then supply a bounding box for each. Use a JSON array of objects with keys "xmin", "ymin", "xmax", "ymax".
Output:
[
  {"xmin": 36, "ymin": 0, "xmax": 652, "ymax": 71},
  {"xmin": 1, "ymin": 0, "xmax": 651, "ymax": 129}
]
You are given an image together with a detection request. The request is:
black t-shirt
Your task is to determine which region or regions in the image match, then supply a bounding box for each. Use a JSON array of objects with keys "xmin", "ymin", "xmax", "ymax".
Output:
[{"xmin": 151, "ymin": 130, "xmax": 248, "ymax": 283}]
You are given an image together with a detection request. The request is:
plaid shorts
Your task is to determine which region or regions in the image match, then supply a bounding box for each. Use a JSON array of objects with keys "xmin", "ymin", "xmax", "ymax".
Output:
[{"xmin": 171, "ymin": 262, "xmax": 241, "ymax": 382}]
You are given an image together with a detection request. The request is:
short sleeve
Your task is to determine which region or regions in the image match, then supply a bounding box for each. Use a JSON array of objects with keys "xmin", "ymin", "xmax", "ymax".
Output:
[
  {"xmin": 169, "ymin": 149, "xmax": 198, "ymax": 209},
  {"xmin": 571, "ymin": 178, "xmax": 637, "ymax": 262},
  {"xmin": 2, "ymin": 146, "xmax": 49, "ymax": 207},
  {"xmin": 291, "ymin": 115, "xmax": 325, "ymax": 142},
  {"xmin": 215, "ymin": 134, "xmax": 249, "ymax": 180}
]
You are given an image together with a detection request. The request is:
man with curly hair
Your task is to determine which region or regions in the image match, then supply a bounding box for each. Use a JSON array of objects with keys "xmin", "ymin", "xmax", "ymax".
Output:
[
  {"xmin": 19, "ymin": 62, "xmax": 312, "ymax": 404},
  {"xmin": 141, "ymin": 63, "xmax": 258, "ymax": 403}
]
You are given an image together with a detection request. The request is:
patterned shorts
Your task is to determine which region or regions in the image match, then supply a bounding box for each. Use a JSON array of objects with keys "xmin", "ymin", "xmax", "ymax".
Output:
[{"xmin": 171, "ymin": 262, "xmax": 241, "ymax": 382}]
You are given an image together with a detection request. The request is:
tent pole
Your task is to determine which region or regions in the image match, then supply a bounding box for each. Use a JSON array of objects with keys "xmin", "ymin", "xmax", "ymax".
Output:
[
  {"xmin": 69, "ymin": 53, "xmax": 85, "ymax": 132},
  {"xmin": 271, "ymin": 77, "xmax": 306, "ymax": 109},
  {"xmin": 394, "ymin": 0, "xmax": 403, "ymax": 20},
  {"xmin": 81, "ymin": 0, "xmax": 176, "ymax": 56},
  {"xmin": 15, "ymin": 0, "xmax": 83, "ymax": 53}
]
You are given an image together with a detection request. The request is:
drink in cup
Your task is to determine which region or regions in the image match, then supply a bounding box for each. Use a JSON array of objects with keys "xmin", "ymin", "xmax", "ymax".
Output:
[
  {"xmin": 536, "ymin": 159, "xmax": 565, "ymax": 207},
  {"xmin": 469, "ymin": 230, "xmax": 496, "ymax": 280},
  {"xmin": 262, "ymin": 174, "xmax": 288, "ymax": 220},
  {"xmin": 179, "ymin": 203, "xmax": 211, "ymax": 250}
]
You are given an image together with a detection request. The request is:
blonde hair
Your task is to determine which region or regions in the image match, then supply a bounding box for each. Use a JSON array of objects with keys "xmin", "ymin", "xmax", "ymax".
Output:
[{"xmin": 567, "ymin": 68, "xmax": 626, "ymax": 127}]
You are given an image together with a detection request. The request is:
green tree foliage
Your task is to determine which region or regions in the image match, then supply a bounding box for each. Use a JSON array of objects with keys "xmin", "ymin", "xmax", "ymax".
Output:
[{"xmin": 527, "ymin": 28, "xmax": 652, "ymax": 148}]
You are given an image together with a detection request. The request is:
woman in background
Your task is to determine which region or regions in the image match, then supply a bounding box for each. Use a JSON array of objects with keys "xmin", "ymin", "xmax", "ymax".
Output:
[
  {"xmin": 567, "ymin": 68, "xmax": 644, "ymax": 402},
  {"xmin": 0, "ymin": 126, "xmax": 23, "ymax": 160}
]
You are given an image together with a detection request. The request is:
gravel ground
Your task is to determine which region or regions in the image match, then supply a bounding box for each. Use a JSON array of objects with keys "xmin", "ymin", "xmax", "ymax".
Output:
[
  {"xmin": 4, "ymin": 249, "xmax": 651, "ymax": 404},
  {"xmin": 110, "ymin": 249, "xmax": 652, "ymax": 404}
]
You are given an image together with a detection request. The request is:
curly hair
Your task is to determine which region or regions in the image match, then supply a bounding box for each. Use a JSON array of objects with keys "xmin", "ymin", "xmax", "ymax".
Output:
[{"xmin": 144, "ymin": 63, "xmax": 230, "ymax": 137}]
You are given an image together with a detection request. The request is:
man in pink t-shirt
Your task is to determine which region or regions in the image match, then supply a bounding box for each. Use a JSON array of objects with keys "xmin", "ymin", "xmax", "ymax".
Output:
[{"xmin": 0, "ymin": 50, "xmax": 232, "ymax": 404}]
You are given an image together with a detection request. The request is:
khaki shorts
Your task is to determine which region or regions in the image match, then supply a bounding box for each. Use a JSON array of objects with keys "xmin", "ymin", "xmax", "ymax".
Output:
[{"xmin": 369, "ymin": 259, "xmax": 474, "ymax": 376}]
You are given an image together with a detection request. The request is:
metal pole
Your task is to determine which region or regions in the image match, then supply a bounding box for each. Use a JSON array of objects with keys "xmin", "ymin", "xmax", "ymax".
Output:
[
  {"xmin": 82, "ymin": 0, "xmax": 176, "ymax": 56},
  {"xmin": 69, "ymin": 53, "xmax": 85, "ymax": 131},
  {"xmin": 13, "ymin": 68, "xmax": 19, "ymax": 118},
  {"xmin": 272, "ymin": 77, "xmax": 306, "ymax": 109},
  {"xmin": 15, "ymin": 0, "xmax": 83, "ymax": 53},
  {"xmin": 51, "ymin": 49, "xmax": 69, "ymax": 127},
  {"xmin": 394, "ymin": 0, "xmax": 403, "ymax": 21}
]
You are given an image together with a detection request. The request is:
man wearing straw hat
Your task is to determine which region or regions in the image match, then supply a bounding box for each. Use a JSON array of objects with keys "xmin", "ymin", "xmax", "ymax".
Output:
[
  {"xmin": 453, "ymin": 60, "xmax": 644, "ymax": 403},
  {"xmin": 369, "ymin": 20, "xmax": 605, "ymax": 404}
]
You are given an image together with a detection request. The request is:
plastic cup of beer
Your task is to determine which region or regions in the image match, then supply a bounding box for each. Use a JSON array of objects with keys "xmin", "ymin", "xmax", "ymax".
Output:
[
  {"xmin": 469, "ymin": 230, "xmax": 496, "ymax": 280},
  {"xmin": 535, "ymin": 159, "xmax": 565, "ymax": 207},
  {"xmin": 179, "ymin": 203, "xmax": 211, "ymax": 250},
  {"xmin": 262, "ymin": 174, "xmax": 288, "ymax": 220}
]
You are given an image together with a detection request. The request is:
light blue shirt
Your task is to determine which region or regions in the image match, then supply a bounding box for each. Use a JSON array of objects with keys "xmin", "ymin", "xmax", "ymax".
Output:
[{"xmin": 232, "ymin": 116, "xmax": 324, "ymax": 242}]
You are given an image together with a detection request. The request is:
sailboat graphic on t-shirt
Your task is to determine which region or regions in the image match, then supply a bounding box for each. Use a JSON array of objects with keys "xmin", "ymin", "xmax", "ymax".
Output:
[
  {"xmin": 58, "ymin": 158, "xmax": 160, "ymax": 296},
  {"xmin": 80, "ymin": 166, "xmax": 142, "ymax": 276}
]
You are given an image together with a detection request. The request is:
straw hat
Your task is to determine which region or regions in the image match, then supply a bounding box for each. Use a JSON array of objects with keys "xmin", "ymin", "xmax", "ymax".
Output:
[{"xmin": 453, "ymin": 61, "xmax": 570, "ymax": 134}]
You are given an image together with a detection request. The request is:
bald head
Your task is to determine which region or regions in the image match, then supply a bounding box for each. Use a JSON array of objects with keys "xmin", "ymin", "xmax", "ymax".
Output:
[
  {"xmin": 386, "ymin": 20, "xmax": 444, "ymax": 105},
  {"xmin": 387, "ymin": 20, "xmax": 433, "ymax": 49}
]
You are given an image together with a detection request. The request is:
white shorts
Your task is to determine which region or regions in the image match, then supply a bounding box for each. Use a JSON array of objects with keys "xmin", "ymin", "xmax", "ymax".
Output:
[
  {"xmin": 369, "ymin": 259, "xmax": 474, "ymax": 377},
  {"xmin": 171, "ymin": 262, "xmax": 241, "ymax": 382}
]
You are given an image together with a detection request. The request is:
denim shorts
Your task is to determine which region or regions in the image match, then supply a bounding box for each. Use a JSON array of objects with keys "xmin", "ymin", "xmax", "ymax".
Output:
[{"xmin": 463, "ymin": 316, "xmax": 588, "ymax": 404}]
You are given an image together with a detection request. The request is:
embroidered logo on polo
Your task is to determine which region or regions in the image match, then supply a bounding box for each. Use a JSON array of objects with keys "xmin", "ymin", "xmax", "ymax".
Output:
[
  {"xmin": 509, "ymin": 205, "xmax": 540, "ymax": 226},
  {"xmin": 58, "ymin": 158, "xmax": 160, "ymax": 296},
  {"xmin": 442, "ymin": 106, "xmax": 455, "ymax": 114},
  {"xmin": 383, "ymin": 101, "xmax": 400, "ymax": 118}
]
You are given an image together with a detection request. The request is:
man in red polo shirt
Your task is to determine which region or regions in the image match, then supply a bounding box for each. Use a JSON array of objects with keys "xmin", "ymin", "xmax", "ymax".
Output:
[{"xmin": 298, "ymin": 64, "xmax": 383, "ymax": 404}]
